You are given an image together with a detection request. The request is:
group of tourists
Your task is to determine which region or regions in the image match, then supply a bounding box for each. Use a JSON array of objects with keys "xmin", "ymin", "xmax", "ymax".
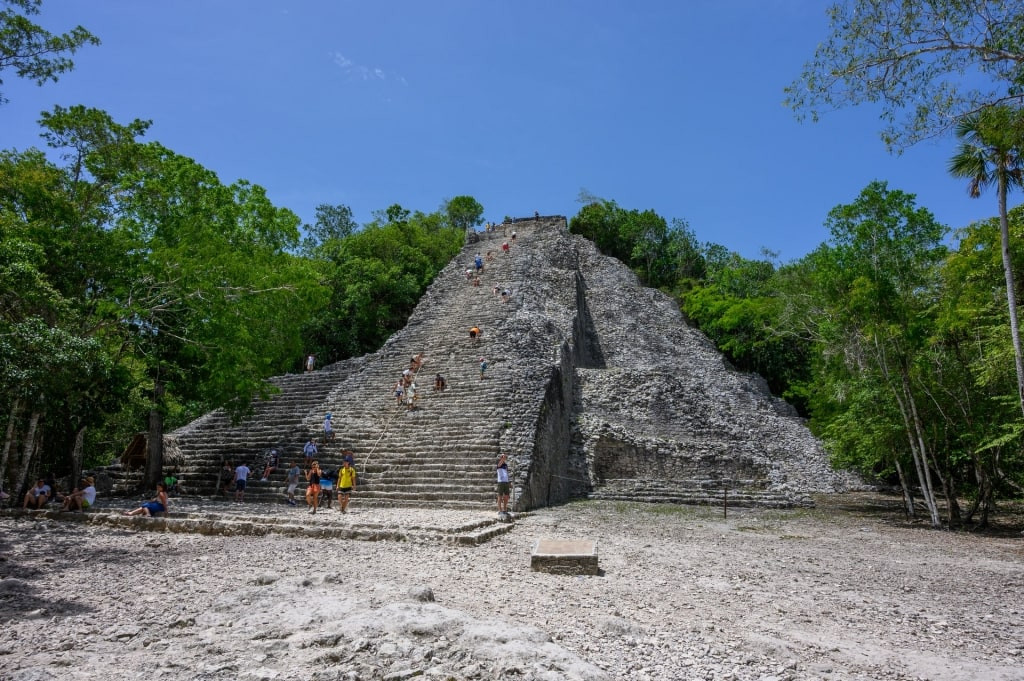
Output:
[
  {"xmin": 304, "ymin": 453, "xmax": 356, "ymax": 515},
  {"xmin": 21, "ymin": 474, "xmax": 97, "ymax": 512},
  {"xmin": 215, "ymin": 435, "xmax": 358, "ymax": 514}
]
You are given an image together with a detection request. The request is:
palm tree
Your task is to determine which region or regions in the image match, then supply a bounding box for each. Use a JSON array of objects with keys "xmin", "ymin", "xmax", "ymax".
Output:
[{"xmin": 949, "ymin": 105, "xmax": 1024, "ymax": 416}]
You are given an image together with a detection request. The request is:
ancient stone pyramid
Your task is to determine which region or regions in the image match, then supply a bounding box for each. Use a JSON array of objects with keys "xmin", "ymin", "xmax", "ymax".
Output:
[{"xmin": 164, "ymin": 216, "xmax": 855, "ymax": 509}]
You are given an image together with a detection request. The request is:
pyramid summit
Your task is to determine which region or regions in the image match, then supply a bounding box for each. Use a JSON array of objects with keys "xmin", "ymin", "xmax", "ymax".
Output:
[{"xmin": 165, "ymin": 216, "xmax": 855, "ymax": 509}]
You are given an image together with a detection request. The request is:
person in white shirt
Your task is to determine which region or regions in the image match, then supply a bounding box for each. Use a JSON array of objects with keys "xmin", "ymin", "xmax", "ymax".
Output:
[
  {"xmin": 62, "ymin": 476, "xmax": 97, "ymax": 511},
  {"xmin": 22, "ymin": 479, "xmax": 50, "ymax": 509},
  {"xmin": 496, "ymin": 454, "xmax": 511, "ymax": 513},
  {"xmin": 234, "ymin": 463, "xmax": 251, "ymax": 503}
]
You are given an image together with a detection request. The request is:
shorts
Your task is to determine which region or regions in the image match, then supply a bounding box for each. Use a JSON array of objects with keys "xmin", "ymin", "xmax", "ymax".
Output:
[
  {"xmin": 497, "ymin": 482, "xmax": 510, "ymax": 495},
  {"xmin": 287, "ymin": 483, "xmax": 298, "ymax": 494},
  {"xmin": 469, "ymin": 330, "xmax": 478, "ymax": 338},
  {"xmin": 143, "ymin": 501, "xmax": 165, "ymax": 514},
  {"xmin": 338, "ymin": 486, "xmax": 352, "ymax": 495},
  {"xmin": 235, "ymin": 479, "xmax": 247, "ymax": 491},
  {"xmin": 321, "ymin": 481, "xmax": 334, "ymax": 493},
  {"xmin": 307, "ymin": 484, "xmax": 321, "ymax": 496},
  {"xmin": 81, "ymin": 499, "xmax": 91, "ymax": 509}
]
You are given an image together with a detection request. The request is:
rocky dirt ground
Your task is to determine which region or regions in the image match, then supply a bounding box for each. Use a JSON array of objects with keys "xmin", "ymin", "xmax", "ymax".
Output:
[{"xmin": 0, "ymin": 493, "xmax": 1022, "ymax": 681}]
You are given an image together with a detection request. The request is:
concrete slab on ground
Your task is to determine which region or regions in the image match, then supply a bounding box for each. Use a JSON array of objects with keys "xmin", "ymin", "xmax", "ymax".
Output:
[{"xmin": 531, "ymin": 538, "xmax": 599, "ymax": 575}]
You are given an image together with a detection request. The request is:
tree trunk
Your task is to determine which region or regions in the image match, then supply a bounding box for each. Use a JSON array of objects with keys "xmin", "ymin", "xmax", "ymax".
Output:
[
  {"xmin": 144, "ymin": 382, "xmax": 165, "ymax": 490},
  {"xmin": 889, "ymin": 368, "xmax": 941, "ymax": 527},
  {"xmin": 903, "ymin": 376, "xmax": 942, "ymax": 528},
  {"xmin": 966, "ymin": 454, "xmax": 991, "ymax": 528},
  {"xmin": 872, "ymin": 336, "xmax": 940, "ymax": 527},
  {"xmin": 997, "ymin": 176, "xmax": 1024, "ymax": 417},
  {"xmin": 14, "ymin": 411, "xmax": 41, "ymax": 498},
  {"xmin": 894, "ymin": 457, "xmax": 914, "ymax": 518},
  {"xmin": 70, "ymin": 425, "xmax": 87, "ymax": 486},
  {"xmin": 0, "ymin": 398, "xmax": 21, "ymax": 491}
]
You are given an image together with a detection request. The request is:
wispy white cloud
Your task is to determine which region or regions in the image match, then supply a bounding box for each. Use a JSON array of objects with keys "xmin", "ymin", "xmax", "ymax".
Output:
[{"xmin": 331, "ymin": 51, "xmax": 404, "ymax": 84}]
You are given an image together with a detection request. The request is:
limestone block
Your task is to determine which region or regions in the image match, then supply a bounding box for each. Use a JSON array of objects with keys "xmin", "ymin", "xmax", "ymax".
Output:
[{"xmin": 531, "ymin": 538, "xmax": 598, "ymax": 576}]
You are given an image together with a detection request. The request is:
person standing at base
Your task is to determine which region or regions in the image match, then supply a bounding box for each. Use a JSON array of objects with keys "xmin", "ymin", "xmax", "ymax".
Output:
[
  {"xmin": 285, "ymin": 462, "xmax": 301, "ymax": 506},
  {"xmin": 219, "ymin": 461, "xmax": 234, "ymax": 496},
  {"xmin": 496, "ymin": 453, "xmax": 511, "ymax": 513},
  {"xmin": 305, "ymin": 461, "xmax": 322, "ymax": 514},
  {"xmin": 337, "ymin": 458, "xmax": 356, "ymax": 513},
  {"xmin": 234, "ymin": 462, "xmax": 251, "ymax": 503}
]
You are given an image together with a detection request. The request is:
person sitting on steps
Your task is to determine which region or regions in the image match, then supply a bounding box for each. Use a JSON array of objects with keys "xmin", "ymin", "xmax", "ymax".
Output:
[
  {"xmin": 261, "ymin": 449, "xmax": 280, "ymax": 481},
  {"xmin": 62, "ymin": 477, "xmax": 96, "ymax": 512},
  {"xmin": 22, "ymin": 479, "xmax": 50, "ymax": 509},
  {"xmin": 124, "ymin": 483, "xmax": 168, "ymax": 517}
]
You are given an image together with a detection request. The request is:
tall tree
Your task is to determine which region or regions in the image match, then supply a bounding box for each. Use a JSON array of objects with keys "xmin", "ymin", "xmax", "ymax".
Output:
[
  {"xmin": 0, "ymin": 106, "xmax": 325, "ymax": 491},
  {"xmin": 801, "ymin": 182, "xmax": 948, "ymax": 526},
  {"xmin": 948, "ymin": 105, "xmax": 1024, "ymax": 416},
  {"xmin": 786, "ymin": 0, "xmax": 1024, "ymax": 149},
  {"xmin": 0, "ymin": 0, "xmax": 99, "ymax": 104},
  {"xmin": 301, "ymin": 203, "xmax": 357, "ymax": 255},
  {"xmin": 443, "ymin": 195, "xmax": 484, "ymax": 231}
]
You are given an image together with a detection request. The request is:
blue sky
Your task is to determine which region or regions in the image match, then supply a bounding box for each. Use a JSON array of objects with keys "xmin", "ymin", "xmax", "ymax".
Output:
[{"xmin": 1, "ymin": 1, "xmax": 1009, "ymax": 260}]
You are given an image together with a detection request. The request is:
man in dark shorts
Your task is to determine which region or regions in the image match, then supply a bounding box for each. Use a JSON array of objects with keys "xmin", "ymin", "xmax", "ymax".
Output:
[
  {"xmin": 234, "ymin": 462, "xmax": 251, "ymax": 503},
  {"xmin": 337, "ymin": 458, "xmax": 356, "ymax": 513},
  {"xmin": 496, "ymin": 453, "xmax": 510, "ymax": 513}
]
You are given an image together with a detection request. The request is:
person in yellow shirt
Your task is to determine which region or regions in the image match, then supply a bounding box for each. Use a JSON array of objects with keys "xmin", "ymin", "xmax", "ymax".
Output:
[{"xmin": 337, "ymin": 458, "xmax": 357, "ymax": 513}]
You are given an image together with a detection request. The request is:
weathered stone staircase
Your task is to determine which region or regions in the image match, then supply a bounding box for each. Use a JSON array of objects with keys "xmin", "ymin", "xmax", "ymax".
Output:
[{"xmin": 165, "ymin": 218, "xmax": 571, "ymax": 509}]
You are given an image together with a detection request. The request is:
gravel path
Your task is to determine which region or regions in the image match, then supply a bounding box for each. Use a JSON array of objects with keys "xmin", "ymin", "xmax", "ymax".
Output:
[{"xmin": 1, "ymin": 494, "xmax": 1022, "ymax": 681}]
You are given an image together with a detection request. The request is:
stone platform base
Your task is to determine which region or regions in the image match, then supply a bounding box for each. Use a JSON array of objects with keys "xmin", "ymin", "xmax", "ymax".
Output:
[{"xmin": 531, "ymin": 538, "xmax": 599, "ymax": 575}]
